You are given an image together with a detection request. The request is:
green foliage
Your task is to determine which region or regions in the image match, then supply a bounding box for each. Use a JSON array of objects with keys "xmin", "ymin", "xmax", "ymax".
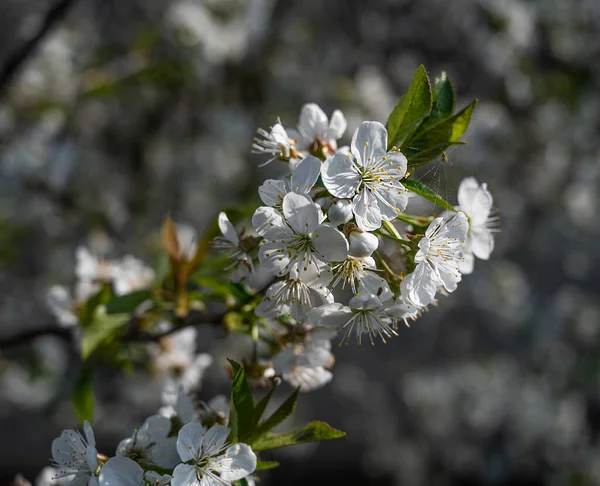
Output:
[
  {"xmin": 255, "ymin": 461, "xmax": 280, "ymax": 471},
  {"xmin": 228, "ymin": 359, "xmax": 255, "ymax": 442},
  {"xmin": 402, "ymin": 179, "xmax": 455, "ymax": 212},
  {"xmin": 245, "ymin": 388, "xmax": 300, "ymax": 444},
  {"xmin": 81, "ymin": 308, "xmax": 129, "ymax": 361},
  {"xmin": 386, "ymin": 65, "xmax": 432, "ymax": 149},
  {"xmin": 105, "ymin": 289, "xmax": 153, "ymax": 314},
  {"xmin": 385, "ymin": 67, "xmax": 477, "ymax": 168},
  {"xmin": 251, "ymin": 385, "xmax": 277, "ymax": 429},
  {"xmin": 251, "ymin": 421, "xmax": 346, "ymax": 452},
  {"xmin": 73, "ymin": 367, "xmax": 94, "ymax": 424}
]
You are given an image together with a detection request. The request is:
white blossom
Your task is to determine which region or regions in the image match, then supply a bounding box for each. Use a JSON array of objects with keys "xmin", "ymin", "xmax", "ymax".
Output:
[
  {"xmin": 213, "ymin": 212, "xmax": 253, "ymax": 282},
  {"xmin": 327, "ymin": 198, "xmax": 353, "ymax": 226},
  {"xmin": 272, "ymin": 329, "xmax": 335, "ymax": 392},
  {"xmin": 255, "ymin": 263, "xmax": 334, "ymax": 321},
  {"xmin": 35, "ymin": 467, "xmax": 61, "ymax": 486},
  {"xmin": 172, "ymin": 423, "xmax": 256, "ymax": 486},
  {"xmin": 116, "ymin": 415, "xmax": 179, "ymax": 469},
  {"xmin": 110, "ymin": 255, "xmax": 155, "ymax": 296},
  {"xmin": 288, "ymin": 103, "xmax": 346, "ymax": 158},
  {"xmin": 98, "ymin": 456, "xmax": 171, "ymax": 486},
  {"xmin": 322, "ymin": 121, "xmax": 409, "ymax": 231},
  {"xmin": 456, "ymin": 177, "xmax": 497, "ymax": 274},
  {"xmin": 308, "ymin": 292, "xmax": 398, "ymax": 346},
  {"xmin": 252, "ymin": 121, "xmax": 298, "ymax": 167},
  {"xmin": 51, "ymin": 421, "xmax": 99, "ymax": 486},
  {"xmin": 159, "ymin": 379, "xmax": 199, "ymax": 425},
  {"xmin": 331, "ymin": 255, "xmax": 392, "ymax": 297},
  {"xmin": 401, "ymin": 212, "xmax": 468, "ymax": 308},
  {"xmin": 258, "ymin": 155, "xmax": 322, "ymax": 208},
  {"xmin": 176, "ymin": 223, "xmax": 199, "ymax": 261},
  {"xmin": 253, "ymin": 192, "xmax": 348, "ymax": 279},
  {"xmin": 46, "ymin": 285, "xmax": 78, "ymax": 328},
  {"xmin": 348, "ymin": 229, "xmax": 379, "ymax": 258},
  {"xmin": 153, "ymin": 327, "xmax": 213, "ymax": 392}
]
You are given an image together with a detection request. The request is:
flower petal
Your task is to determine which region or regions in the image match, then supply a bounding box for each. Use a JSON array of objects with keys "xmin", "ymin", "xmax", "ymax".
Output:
[
  {"xmin": 327, "ymin": 110, "xmax": 347, "ymax": 140},
  {"xmin": 351, "ymin": 121, "xmax": 387, "ymax": 166},
  {"xmin": 98, "ymin": 457, "xmax": 144, "ymax": 486},
  {"xmin": 459, "ymin": 251, "xmax": 475, "ymax": 275},
  {"xmin": 200, "ymin": 424, "xmax": 230, "ymax": 457},
  {"xmin": 353, "ymin": 188, "xmax": 382, "ymax": 231},
  {"xmin": 470, "ymin": 227, "xmax": 494, "ymax": 260},
  {"xmin": 358, "ymin": 271, "xmax": 393, "ymax": 302},
  {"xmin": 258, "ymin": 179, "xmax": 287, "ymax": 206},
  {"xmin": 282, "ymin": 192, "xmax": 321, "ymax": 234},
  {"xmin": 312, "ymin": 224, "xmax": 349, "ymax": 262},
  {"xmin": 321, "ymin": 153, "xmax": 360, "ymax": 198},
  {"xmin": 176, "ymin": 422, "xmax": 205, "ymax": 463},
  {"xmin": 172, "ymin": 464, "xmax": 200, "ymax": 486},
  {"xmin": 307, "ymin": 303, "xmax": 353, "ymax": 329},
  {"xmin": 252, "ymin": 206, "xmax": 291, "ymax": 239},
  {"xmin": 218, "ymin": 213, "xmax": 239, "ymax": 245},
  {"xmin": 258, "ymin": 241, "xmax": 292, "ymax": 276},
  {"xmin": 290, "ymin": 155, "xmax": 322, "ymax": 194},
  {"xmin": 298, "ymin": 103, "xmax": 328, "ymax": 142},
  {"xmin": 219, "ymin": 443, "xmax": 257, "ymax": 482},
  {"xmin": 458, "ymin": 178, "xmax": 493, "ymax": 226},
  {"xmin": 401, "ymin": 262, "xmax": 438, "ymax": 307}
]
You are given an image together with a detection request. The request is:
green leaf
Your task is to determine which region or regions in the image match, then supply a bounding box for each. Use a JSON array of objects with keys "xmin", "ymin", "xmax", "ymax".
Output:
[
  {"xmin": 255, "ymin": 461, "xmax": 280, "ymax": 471},
  {"xmin": 81, "ymin": 308, "xmax": 129, "ymax": 360},
  {"xmin": 227, "ymin": 359, "xmax": 255, "ymax": 443},
  {"xmin": 73, "ymin": 367, "xmax": 94, "ymax": 423},
  {"xmin": 105, "ymin": 289, "xmax": 152, "ymax": 315},
  {"xmin": 402, "ymin": 179, "xmax": 455, "ymax": 212},
  {"xmin": 251, "ymin": 421, "xmax": 346, "ymax": 452},
  {"xmin": 401, "ymin": 100, "xmax": 477, "ymax": 167},
  {"xmin": 78, "ymin": 285, "xmax": 112, "ymax": 327},
  {"xmin": 245, "ymin": 388, "xmax": 300, "ymax": 444},
  {"xmin": 421, "ymin": 71, "xmax": 455, "ymax": 129},
  {"xmin": 386, "ymin": 65, "xmax": 432, "ymax": 149},
  {"xmin": 251, "ymin": 385, "xmax": 276, "ymax": 429}
]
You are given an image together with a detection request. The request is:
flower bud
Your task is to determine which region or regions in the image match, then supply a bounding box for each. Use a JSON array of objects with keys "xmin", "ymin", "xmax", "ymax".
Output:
[
  {"xmin": 348, "ymin": 230, "xmax": 379, "ymax": 257},
  {"xmin": 327, "ymin": 199, "xmax": 353, "ymax": 225}
]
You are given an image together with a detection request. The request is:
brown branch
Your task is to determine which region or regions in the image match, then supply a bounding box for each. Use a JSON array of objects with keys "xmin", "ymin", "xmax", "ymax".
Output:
[
  {"xmin": 0, "ymin": 324, "xmax": 72, "ymax": 348},
  {"xmin": 0, "ymin": 0, "xmax": 80, "ymax": 99}
]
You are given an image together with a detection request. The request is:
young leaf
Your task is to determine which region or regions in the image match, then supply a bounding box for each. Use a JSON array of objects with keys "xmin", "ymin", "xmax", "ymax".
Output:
[
  {"xmin": 161, "ymin": 215, "xmax": 181, "ymax": 261},
  {"xmin": 255, "ymin": 461, "xmax": 280, "ymax": 471},
  {"xmin": 81, "ymin": 309, "xmax": 129, "ymax": 360},
  {"xmin": 251, "ymin": 421, "xmax": 346, "ymax": 452},
  {"xmin": 386, "ymin": 65, "xmax": 432, "ymax": 150},
  {"xmin": 251, "ymin": 385, "xmax": 277, "ymax": 429},
  {"xmin": 402, "ymin": 179, "xmax": 455, "ymax": 212},
  {"xmin": 227, "ymin": 359, "xmax": 255, "ymax": 442},
  {"xmin": 78, "ymin": 285, "xmax": 112, "ymax": 328},
  {"xmin": 421, "ymin": 71, "xmax": 455, "ymax": 129},
  {"xmin": 73, "ymin": 367, "xmax": 94, "ymax": 424},
  {"xmin": 245, "ymin": 388, "xmax": 300, "ymax": 444},
  {"xmin": 401, "ymin": 100, "xmax": 477, "ymax": 167},
  {"xmin": 105, "ymin": 289, "xmax": 152, "ymax": 315}
]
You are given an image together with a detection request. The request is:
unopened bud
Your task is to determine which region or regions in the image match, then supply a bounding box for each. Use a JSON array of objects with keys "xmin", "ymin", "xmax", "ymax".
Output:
[
  {"xmin": 348, "ymin": 229, "xmax": 379, "ymax": 257},
  {"xmin": 327, "ymin": 199, "xmax": 353, "ymax": 226}
]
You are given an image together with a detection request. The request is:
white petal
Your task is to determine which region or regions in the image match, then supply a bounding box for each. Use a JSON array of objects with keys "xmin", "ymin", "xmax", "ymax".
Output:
[
  {"xmin": 258, "ymin": 241, "xmax": 291, "ymax": 276},
  {"xmin": 348, "ymin": 231, "xmax": 379, "ymax": 258},
  {"xmin": 219, "ymin": 443, "xmax": 257, "ymax": 481},
  {"xmin": 200, "ymin": 424, "xmax": 230, "ymax": 456},
  {"xmin": 176, "ymin": 422, "xmax": 205, "ymax": 462},
  {"xmin": 98, "ymin": 457, "xmax": 144, "ymax": 486},
  {"xmin": 358, "ymin": 271, "xmax": 392, "ymax": 302},
  {"xmin": 172, "ymin": 464, "xmax": 201, "ymax": 486},
  {"xmin": 282, "ymin": 192, "xmax": 321, "ymax": 234},
  {"xmin": 307, "ymin": 303, "xmax": 353, "ymax": 329},
  {"xmin": 353, "ymin": 188, "xmax": 382, "ymax": 231},
  {"xmin": 312, "ymin": 224, "xmax": 348, "ymax": 262},
  {"xmin": 258, "ymin": 179, "xmax": 287, "ymax": 206},
  {"xmin": 321, "ymin": 153, "xmax": 360, "ymax": 198},
  {"xmin": 401, "ymin": 262, "xmax": 438, "ymax": 307},
  {"xmin": 458, "ymin": 178, "xmax": 493, "ymax": 226},
  {"xmin": 326, "ymin": 110, "xmax": 347, "ymax": 140},
  {"xmin": 218, "ymin": 213, "xmax": 238, "ymax": 245},
  {"xmin": 375, "ymin": 182, "xmax": 409, "ymax": 219},
  {"xmin": 252, "ymin": 206, "xmax": 290, "ymax": 239},
  {"xmin": 470, "ymin": 227, "xmax": 494, "ymax": 260},
  {"xmin": 270, "ymin": 122, "xmax": 289, "ymax": 146},
  {"xmin": 298, "ymin": 103, "xmax": 328, "ymax": 142},
  {"xmin": 350, "ymin": 121, "xmax": 387, "ymax": 166},
  {"xmin": 349, "ymin": 293, "xmax": 382, "ymax": 311},
  {"xmin": 291, "ymin": 155, "xmax": 322, "ymax": 194},
  {"xmin": 83, "ymin": 421, "xmax": 96, "ymax": 448},
  {"xmin": 459, "ymin": 251, "xmax": 475, "ymax": 275}
]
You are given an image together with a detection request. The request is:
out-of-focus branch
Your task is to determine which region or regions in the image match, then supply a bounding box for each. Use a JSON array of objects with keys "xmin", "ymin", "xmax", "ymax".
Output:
[
  {"xmin": 0, "ymin": 0, "xmax": 80, "ymax": 98},
  {"xmin": 0, "ymin": 324, "xmax": 72, "ymax": 348}
]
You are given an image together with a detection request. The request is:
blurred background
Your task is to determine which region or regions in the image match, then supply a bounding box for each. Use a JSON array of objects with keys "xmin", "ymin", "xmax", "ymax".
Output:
[{"xmin": 0, "ymin": 0, "xmax": 599, "ymax": 484}]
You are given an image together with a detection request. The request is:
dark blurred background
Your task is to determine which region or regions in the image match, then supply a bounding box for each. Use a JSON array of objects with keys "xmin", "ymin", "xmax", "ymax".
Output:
[{"xmin": 0, "ymin": 0, "xmax": 599, "ymax": 485}]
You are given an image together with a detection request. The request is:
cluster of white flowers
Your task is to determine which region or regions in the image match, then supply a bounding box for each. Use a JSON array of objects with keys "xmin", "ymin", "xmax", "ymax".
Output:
[
  {"xmin": 43, "ymin": 382, "xmax": 255, "ymax": 486},
  {"xmin": 218, "ymin": 103, "xmax": 497, "ymax": 359},
  {"xmin": 46, "ymin": 246, "xmax": 155, "ymax": 328}
]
